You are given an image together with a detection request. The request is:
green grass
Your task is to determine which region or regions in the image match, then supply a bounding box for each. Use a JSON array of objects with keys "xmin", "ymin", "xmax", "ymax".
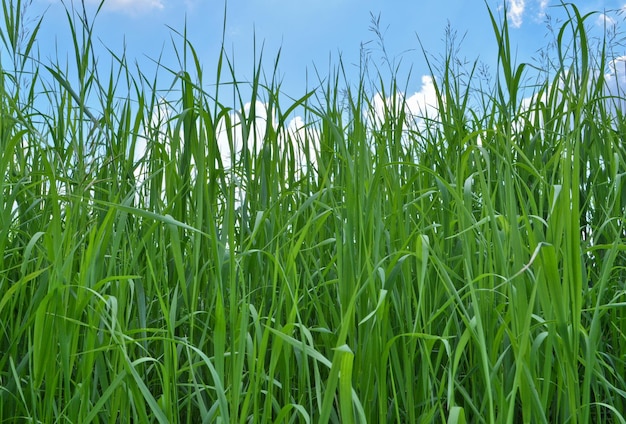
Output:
[{"xmin": 1, "ymin": 1, "xmax": 626, "ymax": 422}]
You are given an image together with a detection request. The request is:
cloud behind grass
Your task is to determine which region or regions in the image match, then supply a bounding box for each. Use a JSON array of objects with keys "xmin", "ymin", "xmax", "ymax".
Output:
[
  {"xmin": 503, "ymin": 0, "xmax": 549, "ymax": 28},
  {"xmin": 134, "ymin": 96, "xmax": 320, "ymax": 208},
  {"xmin": 369, "ymin": 74, "xmax": 441, "ymax": 152},
  {"xmin": 604, "ymin": 55, "xmax": 626, "ymax": 116},
  {"xmin": 132, "ymin": 47, "xmax": 626, "ymax": 207},
  {"xmin": 508, "ymin": 0, "xmax": 525, "ymax": 28}
]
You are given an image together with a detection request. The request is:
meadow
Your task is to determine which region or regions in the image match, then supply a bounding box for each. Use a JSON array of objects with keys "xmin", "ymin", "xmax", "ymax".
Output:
[{"xmin": 1, "ymin": 1, "xmax": 626, "ymax": 422}]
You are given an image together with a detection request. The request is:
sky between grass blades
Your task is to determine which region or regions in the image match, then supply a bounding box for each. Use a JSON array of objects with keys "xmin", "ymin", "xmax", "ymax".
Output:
[
  {"xmin": 9, "ymin": 0, "xmax": 626, "ymax": 178},
  {"xmin": 133, "ymin": 55, "xmax": 626, "ymax": 188},
  {"xmin": 25, "ymin": 0, "xmax": 624, "ymax": 99}
]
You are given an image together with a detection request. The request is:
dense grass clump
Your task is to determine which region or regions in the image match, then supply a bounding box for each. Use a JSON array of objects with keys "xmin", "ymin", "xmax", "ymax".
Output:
[{"xmin": 1, "ymin": 1, "xmax": 626, "ymax": 422}]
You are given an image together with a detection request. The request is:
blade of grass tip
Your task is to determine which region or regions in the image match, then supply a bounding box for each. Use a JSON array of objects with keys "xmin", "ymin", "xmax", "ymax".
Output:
[
  {"xmin": 338, "ymin": 344, "xmax": 355, "ymax": 424},
  {"xmin": 447, "ymin": 406, "xmax": 467, "ymax": 424},
  {"xmin": 32, "ymin": 289, "xmax": 56, "ymax": 391},
  {"xmin": 8, "ymin": 356, "xmax": 28, "ymax": 416},
  {"xmin": 274, "ymin": 404, "xmax": 311, "ymax": 423}
]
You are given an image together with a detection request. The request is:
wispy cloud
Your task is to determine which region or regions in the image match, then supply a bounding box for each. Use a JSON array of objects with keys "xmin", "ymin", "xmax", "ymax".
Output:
[
  {"xmin": 504, "ymin": 0, "xmax": 549, "ymax": 28},
  {"xmin": 87, "ymin": 0, "xmax": 164, "ymax": 15},
  {"xmin": 596, "ymin": 13, "xmax": 617, "ymax": 28},
  {"xmin": 604, "ymin": 55, "xmax": 626, "ymax": 115},
  {"xmin": 536, "ymin": 0, "xmax": 548, "ymax": 21},
  {"xmin": 508, "ymin": 0, "xmax": 526, "ymax": 29}
]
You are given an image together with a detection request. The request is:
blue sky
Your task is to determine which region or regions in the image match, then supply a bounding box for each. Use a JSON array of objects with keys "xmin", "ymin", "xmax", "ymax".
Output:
[{"xmin": 25, "ymin": 0, "xmax": 626, "ymax": 102}]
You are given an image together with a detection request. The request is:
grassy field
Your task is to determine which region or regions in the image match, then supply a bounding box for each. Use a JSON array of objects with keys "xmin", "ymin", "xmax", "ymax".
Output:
[{"xmin": 1, "ymin": 1, "xmax": 626, "ymax": 422}]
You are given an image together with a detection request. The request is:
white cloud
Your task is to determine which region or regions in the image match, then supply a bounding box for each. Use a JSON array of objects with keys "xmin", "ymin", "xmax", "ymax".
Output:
[
  {"xmin": 367, "ymin": 75, "xmax": 441, "ymax": 155},
  {"xmin": 370, "ymin": 75, "xmax": 440, "ymax": 132},
  {"xmin": 604, "ymin": 55, "xmax": 626, "ymax": 115},
  {"xmin": 133, "ymin": 98, "xmax": 320, "ymax": 209},
  {"xmin": 285, "ymin": 115, "xmax": 320, "ymax": 172},
  {"xmin": 503, "ymin": 0, "xmax": 549, "ymax": 28},
  {"xmin": 508, "ymin": 0, "xmax": 526, "ymax": 29},
  {"xmin": 596, "ymin": 13, "xmax": 617, "ymax": 28},
  {"xmin": 214, "ymin": 101, "xmax": 319, "ymax": 176},
  {"xmin": 406, "ymin": 75, "xmax": 440, "ymax": 120},
  {"xmin": 608, "ymin": 55, "xmax": 626, "ymax": 78},
  {"xmin": 215, "ymin": 101, "xmax": 263, "ymax": 168}
]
